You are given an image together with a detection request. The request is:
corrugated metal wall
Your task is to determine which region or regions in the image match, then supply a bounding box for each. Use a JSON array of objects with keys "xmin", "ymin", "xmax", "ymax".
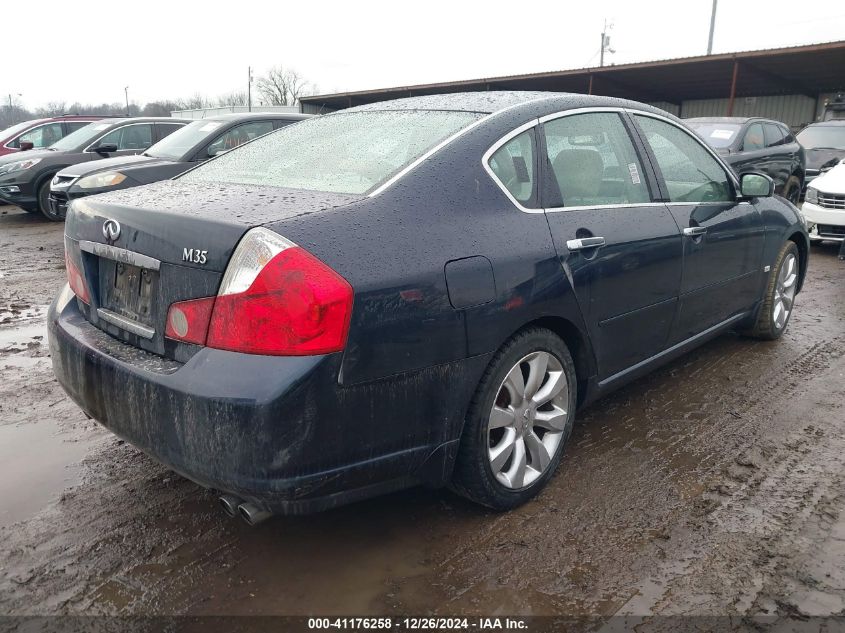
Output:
[
  {"xmin": 646, "ymin": 102, "xmax": 681, "ymax": 117},
  {"xmin": 679, "ymin": 94, "xmax": 816, "ymax": 127}
]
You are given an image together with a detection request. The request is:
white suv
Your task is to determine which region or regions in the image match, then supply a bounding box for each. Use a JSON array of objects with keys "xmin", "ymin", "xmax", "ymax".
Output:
[{"xmin": 804, "ymin": 159, "xmax": 845, "ymax": 242}]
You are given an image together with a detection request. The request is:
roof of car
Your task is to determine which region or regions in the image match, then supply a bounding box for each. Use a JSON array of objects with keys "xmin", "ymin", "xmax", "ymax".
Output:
[
  {"xmin": 202, "ymin": 112, "xmax": 312, "ymax": 123},
  {"xmin": 686, "ymin": 116, "xmax": 772, "ymax": 124},
  {"xmin": 345, "ymin": 91, "xmax": 663, "ymax": 115},
  {"xmin": 804, "ymin": 120, "xmax": 845, "ymax": 126}
]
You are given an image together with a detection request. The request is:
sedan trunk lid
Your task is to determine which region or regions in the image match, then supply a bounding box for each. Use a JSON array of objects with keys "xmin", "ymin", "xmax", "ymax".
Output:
[{"xmin": 63, "ymin": 180, "xmax": 363, "ymax": 360}]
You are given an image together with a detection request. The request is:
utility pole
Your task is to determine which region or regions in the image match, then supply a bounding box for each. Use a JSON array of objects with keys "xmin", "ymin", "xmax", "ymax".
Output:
[
  {"xmin": 600, "ymin": 19, "xmax": 615, "ymax": 67},
  {"xmin": 707, "ymin": 0, "xmax": 718, "ymax": 55},
  {"xmin": 124, "ymin": 86, "xmax": 130, "ymax": 115},
  {"xmin": 248, "ymin": 66, "xmax": 253, "ymax": 112}
]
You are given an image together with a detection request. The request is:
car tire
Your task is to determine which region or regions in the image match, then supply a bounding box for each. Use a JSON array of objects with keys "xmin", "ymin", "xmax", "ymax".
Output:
[
  {"xmin": 784, "ymin": 176, "xmax": 801, "ymax": 205},
  {"xmin": 38, "ymin": 179, "xmax": 62, "ymax": 222},
  {"xmin": 450, "ymin": 327, "xmax": 577, "ymax": 510},
  {"xmin": 746, "ymin": 241, "xmax": 800, "ymax": 340}
]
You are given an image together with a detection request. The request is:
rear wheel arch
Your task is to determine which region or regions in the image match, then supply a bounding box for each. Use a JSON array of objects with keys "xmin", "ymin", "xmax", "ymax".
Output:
[{"xmin": 500, "ymin": 316, "xmax": 595, "ymax": 408}]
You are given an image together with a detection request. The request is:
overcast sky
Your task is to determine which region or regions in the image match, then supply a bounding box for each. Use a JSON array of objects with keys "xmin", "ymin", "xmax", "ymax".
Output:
[{"xmin": 4, "ymin": 0, "xmax": 844, "ymax": 109}]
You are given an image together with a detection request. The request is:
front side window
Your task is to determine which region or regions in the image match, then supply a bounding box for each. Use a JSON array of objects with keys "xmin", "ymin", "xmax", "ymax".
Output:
[
  {"xmin": 635, "ymin": 115, "xmax": 732, "ymax": 203},
  {"xmin": 95, "ymin": 124, "xmax": 153, "ymax": 151},
  {"xmin": 12, "ymin": 122, "xmax": 63, "ymax": 149},
  {"xmin": 543, "ymin": 112, "xmax": 650, "ymax": 208},
  {"xmin": 488, "ymin": 129, "xmax": 536, "ymax": 205},
  {"xmin": 206, "ymin": 121, "xmax": 275, "ymax": 156},
  {"xmin": 182, "ymin": 109, "xmax": 484, "ymax": 195},
  {"xmin": 743, "ymin": 123, "xmax": 765, "ymax": 151}
]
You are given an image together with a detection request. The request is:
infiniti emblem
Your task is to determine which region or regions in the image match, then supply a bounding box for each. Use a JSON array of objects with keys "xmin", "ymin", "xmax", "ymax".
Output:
[{"xmin": 102, "ymin": 219, "xmax": 121, "ymax": 243}]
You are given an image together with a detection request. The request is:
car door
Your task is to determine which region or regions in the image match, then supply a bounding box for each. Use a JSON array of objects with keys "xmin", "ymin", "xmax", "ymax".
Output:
[
  {"xmin": 763, "ymin": 122, "xmax": 790, "ymax": 192},
  {"xmin": 731, "ymin": 121, "xmax": 769, "ymax": 178},
  {"xmin": 535, "ymin": 110, "xmax": 682, "ymax": 380},
  {"xmin": 631, "ymin": 114, "xmax": 765, "ymax": 343}
]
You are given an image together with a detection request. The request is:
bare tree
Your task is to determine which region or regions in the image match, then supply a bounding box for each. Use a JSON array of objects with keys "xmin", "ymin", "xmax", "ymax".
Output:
[
  {"xmin": 176, "ymin": 93, "xmax": 214, "ymax": 111},
  {"xmin": 36, "ymin": 101, "xmax": 68, "ymax": 116},
  {"xmin": 256, "ymin": 66, "xmax": 313, "ymax": 106},
  {"xmin": 216, "ymin": 90, "xmax": 249, "ymax": 107}
]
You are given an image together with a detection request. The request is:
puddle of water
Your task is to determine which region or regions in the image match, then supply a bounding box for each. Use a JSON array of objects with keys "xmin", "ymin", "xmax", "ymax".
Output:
[
  {"xmin": 0, "ymin": 304, "xmax": 48, "ymax": 324},
  {"xmin": 0, "ymin": 321, "xmax": 48, "ymax": 349},
  {"xmin": 2, "ymin": 353, "xmax": 48, "ymax": 370},
  {"xmin": 0, "ymin": 422, "xmax": 100, "ymax": 529}
]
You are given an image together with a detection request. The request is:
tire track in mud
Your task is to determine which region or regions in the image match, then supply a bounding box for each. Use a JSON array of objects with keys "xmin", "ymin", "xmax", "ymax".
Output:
[{"xmin": 422, "ymin": 309, "xmax": 845, "ymax": 615}]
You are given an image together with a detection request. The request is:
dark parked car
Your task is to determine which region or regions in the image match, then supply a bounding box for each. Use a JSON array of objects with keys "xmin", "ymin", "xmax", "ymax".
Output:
[
  {"xmin": 796, "ymin": 120, "xmax": 845, "ymax": 192},
  {"xmin": 0, "ymin": 115, "xmax": 102, "ymax": 157},
  {"xmin": 686, "ymin": 116, "xmax": 804, "ymax": 203},
  {"xmin": 0, "ymin": 117, "xmax": 187, "ymax": 219},
  {"xmin": 49, "ymin": 113, "xmax": 311, "ymax": 220},
  {"xmin": 49, "ymin": 93, "xmax": 808, "ymax": 524}
]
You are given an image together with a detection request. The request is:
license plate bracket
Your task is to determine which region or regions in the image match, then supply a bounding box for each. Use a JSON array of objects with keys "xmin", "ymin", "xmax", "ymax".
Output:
[{"xmin": 99, "ymin": 259, "xmax": 158, "ymax": 327}]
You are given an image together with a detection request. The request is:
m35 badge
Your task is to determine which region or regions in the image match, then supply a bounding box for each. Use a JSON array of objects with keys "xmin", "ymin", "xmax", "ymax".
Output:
[{"xmin": 182, "ymin": 248, "xmax": 208, "ymax": 265}]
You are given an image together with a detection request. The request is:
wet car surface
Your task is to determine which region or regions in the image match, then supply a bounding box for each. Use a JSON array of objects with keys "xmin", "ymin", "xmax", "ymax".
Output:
[
  {"xmin": 1, "ymin": 204, "xmax": 843, "ymax": 621},
  {"xmin": 47, "ymin": 93, "xmax": 809, "ymax": 520}
]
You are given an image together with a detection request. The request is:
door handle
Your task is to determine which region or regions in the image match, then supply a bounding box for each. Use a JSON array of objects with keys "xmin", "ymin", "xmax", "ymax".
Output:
[
  {"xmin": 683, "ymin": 227, "xmax": 707, "ymax": 237},
  {"xmin": 566, "ymin": 236, "xmax": 606, "ymax": 251}
]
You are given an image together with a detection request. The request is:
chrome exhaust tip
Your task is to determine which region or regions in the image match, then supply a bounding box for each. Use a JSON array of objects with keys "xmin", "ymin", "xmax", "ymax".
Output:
[
  {"xmin": 218, "ymin": 495, "xmax": 242, "ymax": 518},
  {"xmin": 238, "ymin": 502, "xmax": 273, "ymax": 526}
]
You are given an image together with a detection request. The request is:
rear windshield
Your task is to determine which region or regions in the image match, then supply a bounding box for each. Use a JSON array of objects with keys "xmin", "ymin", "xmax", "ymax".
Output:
[
  {"xmin": 180, "ymin": 110, "xmax": 484, "ymax": 195},
  {"xmin": 686, "ymin": 122, "xmax": 742, "ymax": 149},
  {"xmin": 797, "ymin": 126, "xmax": 845, "ymax": 150},
  {"xmin": 49, "ymin": 121, "xmax": 113, "ymax": 151},
  {"xmin": 145, "ymin": 120, "xmax": 224, "ymax": 161}
]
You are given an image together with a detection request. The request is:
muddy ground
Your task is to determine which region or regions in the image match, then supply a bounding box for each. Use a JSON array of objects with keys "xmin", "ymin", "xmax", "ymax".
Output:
[{"xmin": 0, "ymin": 204, "xmax": 843, "ymax": 625}]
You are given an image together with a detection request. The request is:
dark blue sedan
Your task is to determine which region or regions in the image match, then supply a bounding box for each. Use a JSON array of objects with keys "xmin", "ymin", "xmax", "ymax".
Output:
[{"xmin": 48, "ymin": 92, "xmax": 809, "ymax": 524}]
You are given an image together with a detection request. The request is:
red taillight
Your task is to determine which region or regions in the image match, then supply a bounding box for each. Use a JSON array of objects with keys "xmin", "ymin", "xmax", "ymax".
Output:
[
  {"xmin": 207, "ymin": 246, "xmax": 353, "ymax": 355},
  {"xmin": 65, "ymin": 251, "xmax": 90, "ymax": 304},
  {"xmin": 165, "ymin": 297, "xmax": 215, "ymax": 345},
  {"xmin": 165, "ymin": 228, "xmax": 353, "ymax": 356}
]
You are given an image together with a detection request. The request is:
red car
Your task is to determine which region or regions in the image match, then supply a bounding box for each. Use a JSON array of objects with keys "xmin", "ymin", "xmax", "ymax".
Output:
[{"xmin": 0, "ymin": 115, "xmax": 102, "ymax": 157}]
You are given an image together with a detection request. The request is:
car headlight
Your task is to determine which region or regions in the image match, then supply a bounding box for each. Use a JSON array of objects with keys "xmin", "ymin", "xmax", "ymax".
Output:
[
  {"xmin": 0, "ymin": 158, "xmax": 42, "ymax": 176},
  {"xmin": 76, "ymin": 171, "xmax": 127, "ymax": 190},
  {"xmin": 805, "ymin": 187, "xmax": 818, "ymax": 204}
]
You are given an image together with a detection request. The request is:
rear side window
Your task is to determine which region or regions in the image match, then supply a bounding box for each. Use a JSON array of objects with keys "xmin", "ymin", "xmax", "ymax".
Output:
[
  {"xmin": 764, "ymin": 123, "xmax": 785, "ymax": 148},
  {"xmin": 542, "ymin": 112, "xmax": 650, "ymax": 208},
  {"xmin": 635, "ymin": 115, "xmax": 732, "ymax": 203},
  {"xmin": 157, "ymin": 123, "xmax": 185, "ymax": 141},
  {"xmin": 488, "ymin": 129, "xmax": 536, "ymax": 206},
  {"xmin": 66, "ymin": 121, "xmax": 92, "ymax": 133},
  {"xmin": 742, "ymin": 123, "xmax": 765, "ymax": 151}
]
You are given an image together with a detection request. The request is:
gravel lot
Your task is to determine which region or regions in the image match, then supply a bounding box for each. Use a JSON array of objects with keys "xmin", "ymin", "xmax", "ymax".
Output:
[{"xmin": 0, "ymin": 204, "xmax": 843, "ymax": 623}]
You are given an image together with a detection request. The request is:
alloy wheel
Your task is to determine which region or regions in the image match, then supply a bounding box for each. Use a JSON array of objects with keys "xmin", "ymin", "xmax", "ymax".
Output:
[
  {"xmin": 773, "ymin": 252, "xmax": 797, "ymax": 330},
  {"xmin": 487, "ymin": 351, "xmax": 569, "ymax": 489}
]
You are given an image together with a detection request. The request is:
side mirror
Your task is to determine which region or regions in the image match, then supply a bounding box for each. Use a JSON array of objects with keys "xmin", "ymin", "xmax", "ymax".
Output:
[
  {"xmin": 740, "ymin": 172, "xmax": 774, "ymax": 198},
  {"xmin": 93, "ymin": 143, "xmax": 118, "ymax": 155},
  {"xmin": 19, "ymin": 140, "xmax": 34, "ymax": 151}
]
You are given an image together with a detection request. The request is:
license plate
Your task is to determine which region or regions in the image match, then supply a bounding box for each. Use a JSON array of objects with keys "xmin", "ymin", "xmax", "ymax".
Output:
[{"xmin": 100, "ymin": 260, "xmax": 157, "ymax": 326}]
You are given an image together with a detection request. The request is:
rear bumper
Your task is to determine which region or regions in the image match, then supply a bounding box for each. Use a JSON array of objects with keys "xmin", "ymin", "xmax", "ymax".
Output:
[{"xmin": 48, "ymin": 285, "xmax": 465, "ymax": 514}]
